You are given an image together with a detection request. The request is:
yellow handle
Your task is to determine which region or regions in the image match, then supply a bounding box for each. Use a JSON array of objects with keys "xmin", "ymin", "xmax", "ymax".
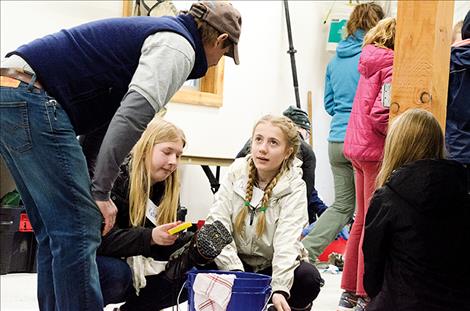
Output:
[{"xmin": 168, "ymin": 222, "xmax": 192, "ymax": 235}]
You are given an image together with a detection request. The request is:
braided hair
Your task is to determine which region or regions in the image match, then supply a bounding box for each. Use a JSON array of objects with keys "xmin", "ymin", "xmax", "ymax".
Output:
[{"xmin": 234, "ymin": 115, "xmax": 300, "ymax": 237}]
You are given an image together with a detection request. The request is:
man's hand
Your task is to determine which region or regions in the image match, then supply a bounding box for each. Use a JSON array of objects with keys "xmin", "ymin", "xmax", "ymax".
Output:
[
  {"xmin": 272, "ymin": 292, "xmax": 290, "ymax": 311},
  {"xmin": 151, "ymin": 222, "xmax": 182, "ymax": 246},
  {"xmin": 95, "ymin": 199, "xmax": 118, "ymax": 236}
]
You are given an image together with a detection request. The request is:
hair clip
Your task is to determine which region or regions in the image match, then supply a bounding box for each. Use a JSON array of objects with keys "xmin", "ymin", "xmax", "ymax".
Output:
[
  {"xmin": 259, "ymin": 207, "xmax": 267, "ymax": 212},
  {"xmin": 244, "ymin": 201, "xmax": 250, "ymax": 207}
]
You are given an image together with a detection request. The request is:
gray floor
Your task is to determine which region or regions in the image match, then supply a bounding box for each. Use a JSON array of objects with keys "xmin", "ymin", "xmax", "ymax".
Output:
[{"xmin": 0, "ymin": 269, "xmax": 342, "ymax": 310}]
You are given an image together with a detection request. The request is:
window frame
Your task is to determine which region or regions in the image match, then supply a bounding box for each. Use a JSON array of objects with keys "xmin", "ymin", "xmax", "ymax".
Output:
[{"xmin": 122, "ymin": 0, "xmax": 225, "ymax": 108}]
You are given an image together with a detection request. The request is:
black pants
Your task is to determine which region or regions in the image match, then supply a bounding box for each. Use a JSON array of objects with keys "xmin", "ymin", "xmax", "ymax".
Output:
[
  {"xmin": 120, "ymin": 273, "xmax": 188, "ymax": 311},
  {"xmin": 244, "ymin": 261, "xmax": 322, "ymax": 309}
]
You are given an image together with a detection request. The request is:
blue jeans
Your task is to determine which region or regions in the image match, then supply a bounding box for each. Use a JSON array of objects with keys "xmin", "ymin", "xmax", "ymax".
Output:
[
  {"xmin": 0, "ymin": 81, "xmax": 103, "ymax": 310},
  {"xmin": 97, "ymin": 256, "xmax": 132, "ymax": 305}
]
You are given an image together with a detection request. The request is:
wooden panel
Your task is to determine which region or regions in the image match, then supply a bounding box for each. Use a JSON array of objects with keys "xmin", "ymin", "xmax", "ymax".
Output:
[
  {"xmin": 200, "ymin": 57, "xmax": 225, "ymax": 96},
  {"xmin": 171, "ymin": 88, "xmax": 223, "ymax": 108},
  {"xmin": 307, "ymin": 90, "xmax": 313, "ymax": 146},
  {"xmin": 390, "ymin": 0, "xmax": 454, "ymax": 130}
]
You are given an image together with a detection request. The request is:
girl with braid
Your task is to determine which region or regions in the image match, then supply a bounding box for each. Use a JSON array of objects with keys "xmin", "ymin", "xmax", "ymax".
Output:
[{"xmin": 206, "ymin": 115, "xmax": 323, "ymax": 311}]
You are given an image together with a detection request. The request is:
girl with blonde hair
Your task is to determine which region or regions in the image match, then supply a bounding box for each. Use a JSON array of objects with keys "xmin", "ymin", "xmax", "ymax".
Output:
[
  {"xmin": 206, "ymin": 115, "xmax": 323, "ymax": 311},
  {"xmin": 339, "ymin": 16, "xmax": 397, "ymax": 311},
  {"xmin": 363, "ymin": 109, "xmax": 469, "ymax": 310},
  {"xmin": 96, "ymin": 117, "xmax": 232, "ymax": 311}
]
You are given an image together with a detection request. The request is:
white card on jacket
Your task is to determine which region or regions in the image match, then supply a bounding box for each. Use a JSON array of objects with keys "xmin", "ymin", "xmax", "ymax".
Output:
[
  {"xmin": 146, "ymin": 199, "xmax": 159, "ymax": 226},
  {"xmin": 250, "ymin": 186, "xmax": 265, "ymax": 208}
]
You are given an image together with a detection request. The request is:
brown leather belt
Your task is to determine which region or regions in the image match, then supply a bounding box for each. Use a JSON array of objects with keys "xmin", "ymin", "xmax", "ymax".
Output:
[{"xmin": 0, "ymin": 68, "xmax": 43, "ymax": 90}]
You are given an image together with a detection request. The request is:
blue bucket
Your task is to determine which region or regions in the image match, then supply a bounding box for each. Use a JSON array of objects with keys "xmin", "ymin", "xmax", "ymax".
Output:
[{"xmin": 187, "ymin": 269, "xmax": 271, "ymax": 311}]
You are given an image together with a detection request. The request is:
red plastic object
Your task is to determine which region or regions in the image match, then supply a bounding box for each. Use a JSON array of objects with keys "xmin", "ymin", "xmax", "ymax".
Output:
[
  {"xmin": 318, "ymin": 238, "xmax": 347, "ymax": 262},
  {"xmin": 197, "ymin": 220, "xmax": 205, "ymax": 230},
  {"xmin": 18, "ymin": 213, "xmax": 33, "ymax": 232}
]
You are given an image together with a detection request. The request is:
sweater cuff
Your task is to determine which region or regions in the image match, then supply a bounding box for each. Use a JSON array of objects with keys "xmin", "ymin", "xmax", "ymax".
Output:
[
  {"xmin": 92, "ymin": 190, "xmax": 110, "ymax": 201},
  {"xmin": 141, "ymin": 228, "xmax": 154, "ymax": 257},
  {"xmin": 271, "ymin": 285, "xmax": 291, "ymax": 299}
]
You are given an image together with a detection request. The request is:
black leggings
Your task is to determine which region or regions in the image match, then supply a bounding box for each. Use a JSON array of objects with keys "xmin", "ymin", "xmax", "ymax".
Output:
[
  {"xmin": 120, "ymin": 273, "xmax": 188, "ymax": 311},
  {"xmin": 244, "ymin": 261, "xmax": 322, "ymax": 309}
]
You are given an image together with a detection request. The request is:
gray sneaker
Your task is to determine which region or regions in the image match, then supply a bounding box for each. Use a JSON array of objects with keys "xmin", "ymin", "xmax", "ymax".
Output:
[
  {"xmin": 352, "ymin": 297, "xmax": 370, "ymax": 311},
  {"xmin": 337, "ymin": 291, "xmax": 358, "ymax": 311}
]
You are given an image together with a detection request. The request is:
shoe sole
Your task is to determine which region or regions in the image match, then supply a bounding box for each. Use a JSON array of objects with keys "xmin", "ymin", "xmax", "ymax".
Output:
[{"xmin": 196, "ymin": 220, "xmax": 233, "ymax": 259}]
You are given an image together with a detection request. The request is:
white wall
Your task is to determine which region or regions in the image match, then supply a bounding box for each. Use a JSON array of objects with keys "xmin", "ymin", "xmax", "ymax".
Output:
[
  {"xmin": 168, "ymin": 1, "xmax": 336, "ymax": 221},
  {"xmin": 1, "ymin": 1, "xmax": 469, "ymax": 220}
]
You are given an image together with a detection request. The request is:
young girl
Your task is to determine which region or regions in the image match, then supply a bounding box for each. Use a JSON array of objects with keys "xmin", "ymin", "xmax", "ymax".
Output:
[
  {"xmin": 97, "ymin": 117, "xmax": 231, "ymax": 311},
  {"xmin": 339, "ymin": 17, "xmax": 396, "ymax": 310},
  {"xmin": 304, "ymin": 2, "xmax": 385, "ymax": 264},
  {"xmin": 206, "ymin": 115, "xmax": 322, "ymax": 311},
  {"xmin": 363, "ymin": 109, "xmax": 470, "ymax": 310}
]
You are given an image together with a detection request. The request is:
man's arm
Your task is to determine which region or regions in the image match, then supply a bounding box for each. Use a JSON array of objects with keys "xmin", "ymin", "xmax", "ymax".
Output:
[{"xmin": 91, "ymin": 32, "xmax": 195, "ymax": 234}]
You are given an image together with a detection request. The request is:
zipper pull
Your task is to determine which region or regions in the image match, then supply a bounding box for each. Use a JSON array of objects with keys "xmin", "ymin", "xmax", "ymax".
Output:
[
  {"xmin": 49, "ymin": 99, "xmax": 58, "ymax": 120},
  {"xmin": 249, "ymin": 208, "xmax": 256, "ymax": 226}
]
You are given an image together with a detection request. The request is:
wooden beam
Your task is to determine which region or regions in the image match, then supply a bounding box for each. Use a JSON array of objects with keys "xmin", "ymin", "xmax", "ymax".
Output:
[
  {"xmin": 390, "ymin": 0, "xmax": 454, "ymax": 131},
  {"xmin": 122, "ymin": 0, "xmax": 133, "ymax": 17},
  {"xmin": 181, "ymin": 155, "xmax": 234, "ymax": 167}
]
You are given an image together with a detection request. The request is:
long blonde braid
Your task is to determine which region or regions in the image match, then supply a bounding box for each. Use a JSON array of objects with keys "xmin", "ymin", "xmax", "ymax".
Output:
[
  {"xmin": 234, "ymin": 158, "xmax": 257, "ymax": 235},
  {"xmin": 255, "ymin": 164, "xmax": 286, "ymax": 236}
]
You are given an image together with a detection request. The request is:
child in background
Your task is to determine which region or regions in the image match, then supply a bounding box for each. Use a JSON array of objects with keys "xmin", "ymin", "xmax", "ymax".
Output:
[
  {"xmin": 339, "ymin": 17, "xmax": 396, "ymax": 311},
  {"xmin": 303, "ymin": 2, "xmax": 385, "ymax": 265},
  {"xmin": 363, "ymin": 109, "xmax": 470, "ymax": 310}
]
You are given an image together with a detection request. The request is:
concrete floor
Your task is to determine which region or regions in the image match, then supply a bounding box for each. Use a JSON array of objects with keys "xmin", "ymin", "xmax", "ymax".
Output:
[{"xmin": 0, "ymin": 269, "xmax": 342, "ymax": 310}]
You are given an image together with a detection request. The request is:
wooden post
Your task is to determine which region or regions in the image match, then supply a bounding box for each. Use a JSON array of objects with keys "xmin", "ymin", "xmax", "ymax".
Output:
[
  {"xmin": 390, "ymin": 0, "xmax": 454, "ymax": 131},
  {"xmin": 122, "ymin": 0, "xmax": 133, "ymax": 17},
  {"xmin": 307, "ymin": 91, "xmax": 313, "ymax": 146}
]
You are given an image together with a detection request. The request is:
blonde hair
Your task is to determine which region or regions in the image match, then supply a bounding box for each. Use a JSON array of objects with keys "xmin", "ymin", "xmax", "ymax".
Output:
[
  {"xmin": 234, "ymin": 115, "xmax": 300, "ymax": 237},
  {"xmin": 376, "ymin": 109, "xmax": 445, "ymax": 188},
  {"xmin": 452, "ymin": 20, "xmax": 464, "ymax": 43},
  {"xmin": 363, "ymin": 17, "xmax": 396, "ymax": 50},
  {"xmin": 129, "ymin": 117, "xmax": 186, "ymax": 227},
  {"xmin": 346, "ymin": 2, "xmax": 385, "ymax": 37}
]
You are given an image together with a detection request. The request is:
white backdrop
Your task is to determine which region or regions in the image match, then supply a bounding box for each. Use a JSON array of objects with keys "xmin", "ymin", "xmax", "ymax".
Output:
[{"xmin": 1, "ymin": 1, "xmax": 469, "ymax": 221}]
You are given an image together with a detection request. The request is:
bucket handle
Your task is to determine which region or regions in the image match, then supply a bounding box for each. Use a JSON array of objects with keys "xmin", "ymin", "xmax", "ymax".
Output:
[
  {"xmin": 261, "ymin": 291, "xmax": 274, "ymax": 311},
  {"xmin": 176, "ymin": 280, "xmax": 187, "ymax": 311}
]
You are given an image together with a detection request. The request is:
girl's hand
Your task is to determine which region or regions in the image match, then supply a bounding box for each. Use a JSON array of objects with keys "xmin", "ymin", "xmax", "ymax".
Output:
[
  {"xmin": 272, "ymin": 292, "xmax": 290, "ymax": 311},
  {"xmin": 151, "ymin": 221, "xmax": 181, "ymax": 245}
]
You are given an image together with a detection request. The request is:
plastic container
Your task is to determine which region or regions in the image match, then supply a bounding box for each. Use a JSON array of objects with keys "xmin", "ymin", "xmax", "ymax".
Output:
[
  {"xmin": 0, "ymin": 206, "xmax": 37, "ymax": 275},
  {"xmin": 187, "ymin": 269, "xmax": 271, "ymax": 311}
]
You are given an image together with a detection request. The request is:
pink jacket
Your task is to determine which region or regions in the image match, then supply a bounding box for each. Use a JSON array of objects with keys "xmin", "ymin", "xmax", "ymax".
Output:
[{"xmin": 344, "ymin": 44, "xmax": 394, "ymax": 162}]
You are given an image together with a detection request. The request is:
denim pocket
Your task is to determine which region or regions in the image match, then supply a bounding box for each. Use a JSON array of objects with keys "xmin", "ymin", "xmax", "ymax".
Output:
[{"xmin": 0, "ymin": 101, "xmax": 32, "ymax": 153}]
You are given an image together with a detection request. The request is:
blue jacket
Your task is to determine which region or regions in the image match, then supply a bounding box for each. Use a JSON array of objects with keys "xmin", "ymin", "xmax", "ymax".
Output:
[
  {"xmin": 446, "ymin": 42, "xmax": 470, "ymax": 163},
  {"xmin": 324, "ymin": 30, "xmax": 364, "ymax": 142},
  {"xmin": 8, "ymin": 15, "xmax": 207, "ymax": 135}
]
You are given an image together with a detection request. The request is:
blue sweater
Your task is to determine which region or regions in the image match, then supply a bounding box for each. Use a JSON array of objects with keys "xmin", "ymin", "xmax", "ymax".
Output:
[
  {"xmin": 8, "ymin": 15, "xmax": 207, "ymax": 135},
  {"xmin": 324, "ymin": 30, "xmax": 364, "ymax": 142},
  {"xmin": 446, "ymin": 42, "xmax": 470, "ymax": 163}
]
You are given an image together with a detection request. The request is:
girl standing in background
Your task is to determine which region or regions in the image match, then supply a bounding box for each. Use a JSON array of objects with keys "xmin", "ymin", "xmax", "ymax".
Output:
[{"xmin": 340, "ymin": 17, "xmax": 396, "ymax": 311}]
